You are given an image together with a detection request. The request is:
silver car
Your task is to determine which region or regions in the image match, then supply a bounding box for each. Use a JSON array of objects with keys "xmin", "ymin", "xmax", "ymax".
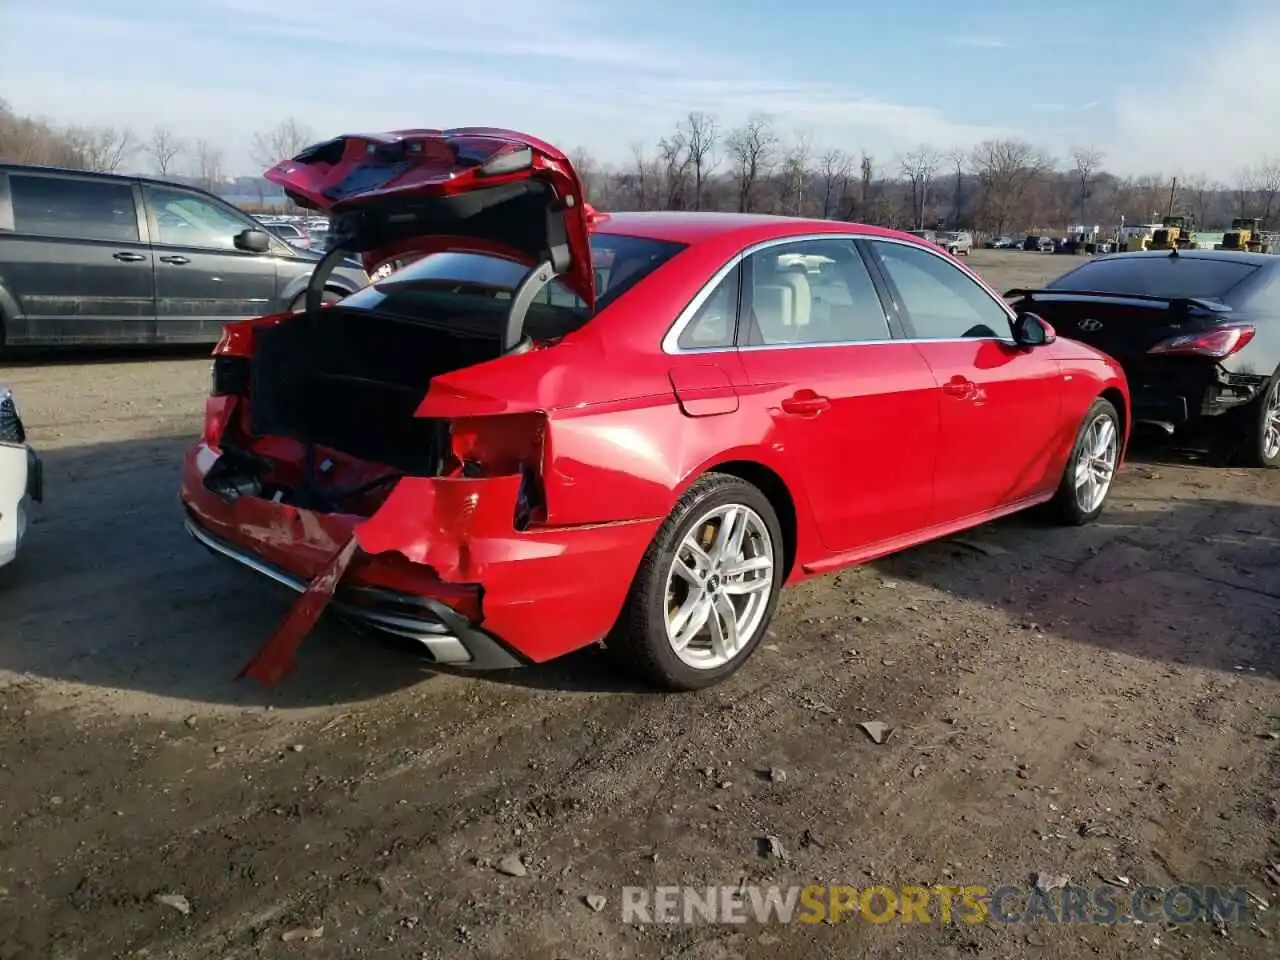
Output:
[{"xmin": 938, "ymin": 231, "xmax": 972, "ymax": 256}]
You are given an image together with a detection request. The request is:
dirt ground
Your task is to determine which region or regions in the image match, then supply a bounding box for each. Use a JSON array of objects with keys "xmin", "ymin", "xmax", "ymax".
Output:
[{"xmin": 0, "ymin": 250, "xmax": 1276, "ymax": 959}]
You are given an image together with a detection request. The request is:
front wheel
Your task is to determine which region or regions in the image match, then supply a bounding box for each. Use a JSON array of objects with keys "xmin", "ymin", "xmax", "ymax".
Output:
[
  {"xmin": 606, "ymin": 474, "xmax": 784, "ymax": 691},
  {"xmin": 1046, "ymin": 398, "xmax": 1121, "ymax": 525}
]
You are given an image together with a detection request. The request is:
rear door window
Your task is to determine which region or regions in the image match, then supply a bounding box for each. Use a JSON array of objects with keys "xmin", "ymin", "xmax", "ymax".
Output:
[{"xmin": 10, "ymin": 174, "xmax": 140, "ymax": 242}]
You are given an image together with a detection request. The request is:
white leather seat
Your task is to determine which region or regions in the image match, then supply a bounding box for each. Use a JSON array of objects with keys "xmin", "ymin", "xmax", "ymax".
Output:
[
  {"xmin": 775, "ymin": 270, "xmax": 812, "ymax": 329},
  {"xmin": 752, "ymin": 283, "xmax": 794, "ymax": 343}
]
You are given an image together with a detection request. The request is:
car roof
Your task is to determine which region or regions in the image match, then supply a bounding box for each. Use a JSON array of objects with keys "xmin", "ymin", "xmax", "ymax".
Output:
[
  {"xmin": 592, "ymin": 211, "xmax": 910, "ymax": 246},
  {"xmin": 0, "ymin": 161, "xmax": 231, "ymax": 198},
  {"xmin": 1093, "ymin": 249, "xmax": 1276, "ymax": 268}
]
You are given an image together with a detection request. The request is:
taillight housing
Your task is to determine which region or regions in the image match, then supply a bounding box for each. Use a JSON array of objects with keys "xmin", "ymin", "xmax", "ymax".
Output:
[
  {"xmin": 210, "ymin": 355, "xmax": 250, "ymax": 397},
  {"xmin": 1147, "ymin": 324, "xmax": 1255, "ymax": 359},
  {"xmin": 444, "ymin": 413, "xmax": 548, "ymax": 529}
]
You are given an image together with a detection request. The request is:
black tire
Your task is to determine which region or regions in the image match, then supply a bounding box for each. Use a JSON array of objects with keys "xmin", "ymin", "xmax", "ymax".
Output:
[
  {"xmin": 1046, "ymin": 397, "xmax": 1122, "ymax": 526},
  {"xmin": 1239, "ymin": 370, "xmax": 1280, "ymax": 469},
  {"xmin": 289, "ymin": 289, "xmax": 343, "ymax": 313},
  {"xmin": 605, "ymin": 473, "xmax": 785, "ymax": 691}
]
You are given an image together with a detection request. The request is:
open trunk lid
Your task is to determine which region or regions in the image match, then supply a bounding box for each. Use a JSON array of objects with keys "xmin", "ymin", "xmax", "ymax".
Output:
[{"xmin": 263, "ymin": 128, "xmax": 595, "ymax": 312}]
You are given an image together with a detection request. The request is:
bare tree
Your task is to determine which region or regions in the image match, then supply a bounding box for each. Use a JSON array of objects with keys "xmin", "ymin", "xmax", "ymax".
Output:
[
  {"xmin": 1255, "ymin": 157, "xmax": 1280, "ymax": 225},
  {"xmin": 943, "ymin": 148, "xmax": 966, "ymax": 225},
  {"xmin": 0, "ymin": 99, "xmax": 88, "ymax": 167},
  {"xmin": 1233, "ymin": 167, "xmax": 1257, "ymax": 218},
  {"xmin": 68, "ymin": 126, "xmax": 139, "ymax": 172},
  {"xmin": 568, "ymin": 146, "xmax": 600, "ymax": 203},
  {"xmin": 780, "ymin": 129, "xmax": 813, "ymax": 215},
  {"xmin": 859, "ymin": 154, "xmax": 875, "ymax": 220},
  {"xmin": 899, "ymin": 146, "xmax": 941, "ymax": 229},
  {"xmin": 680, "ymin": 112, "xmax": 719, "ymax": 211},
  {"xmin": 657, "ymin": 131, "xmax": 691, "ymax": 210},
  {"xmin": 817, "ymin": 148, "xmax": 850, "ymax": 219},
  {"xmin": 725, "ymin": 114, "xmax": 777, "ymax": 213},
  {"xmin": 1071, "ymin": 146, "xmax": 1104, "ymax": 225},
  {"xmin": 623, "ymin": 142, "xmax": 655, "ymax": 210},
  {"xmin": 147, "ymin": 126, "xmax": 184, "ymax": 177},
  {"xmin": 970, "ymin": 139, "xmax": 1051, "ymax": 234},
  {"xmin": 1180, "ymin": 174, "xmax": 1215, "ymax": 230},
  {"xmin": 248, "ymin": 117, "xmax": 315, "ymax": 170},
  {"xmin": 193, "ymin": 139, "xmax": 225, "ymax": 193},
  {"xmin": 1130, "ymin": 174, "xmax": 1170, "ymax": 222}
]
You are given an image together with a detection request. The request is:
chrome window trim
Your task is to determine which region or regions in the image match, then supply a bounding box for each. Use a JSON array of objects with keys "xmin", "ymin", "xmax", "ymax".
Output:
[
  {"xmin": 660, "ymin": 249, "xmax": 747, "ymax": 355},
  {"xmin": 661, "ymin": 231, "xmax": 1020, "ymax": 356}
]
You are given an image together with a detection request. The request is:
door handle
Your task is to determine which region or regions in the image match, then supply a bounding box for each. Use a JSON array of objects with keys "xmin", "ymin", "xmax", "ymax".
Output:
[
  {"xmin": 159, "ymin": 255, "xmax": 191, "ymax": 265},
  {"xmin": 780, "ymin": 391, "xmax": 831, "ymax": 416},
  {"xmin": 942, "ymin": 376, "xmax": 977, "ymax": 400},
  {"xmin": 113, "ymin": 251, "xmax": 146, "ymax": 262}
]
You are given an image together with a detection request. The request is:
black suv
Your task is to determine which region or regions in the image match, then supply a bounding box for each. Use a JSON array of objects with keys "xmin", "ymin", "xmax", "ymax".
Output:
[{"xmin": 0, "ymin": 164, "xmax": 369, "ymax": 349}]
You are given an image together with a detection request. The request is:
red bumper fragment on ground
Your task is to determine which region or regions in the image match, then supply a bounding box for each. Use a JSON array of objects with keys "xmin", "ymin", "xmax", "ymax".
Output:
[{"xmin": 238, "ymin": 534, "xmax": 361, "ymax": 686}]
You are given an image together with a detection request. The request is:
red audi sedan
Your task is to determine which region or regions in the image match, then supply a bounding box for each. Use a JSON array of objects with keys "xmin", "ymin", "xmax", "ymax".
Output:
[{"xmin": 180, "ymin": 128, "xmax": 1129, "ymax": 691}]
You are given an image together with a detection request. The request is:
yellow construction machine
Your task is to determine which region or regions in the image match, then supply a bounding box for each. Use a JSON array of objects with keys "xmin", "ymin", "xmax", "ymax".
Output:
[
  {"xmin": 1147, "ymin": 215, "xmax": 1197, "ymax": 250},
  {"xmin": 1216, "ymin": 218, "xmax": 1271, "ymax": 253}
]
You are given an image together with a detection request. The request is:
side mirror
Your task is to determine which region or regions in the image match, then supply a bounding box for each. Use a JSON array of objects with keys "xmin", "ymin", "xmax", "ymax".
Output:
[
  {"xmin": 234, "ymin": 228, "xmax": 271, "ymax": 254},
  {"xmin": 1013, "ymin": 311, "xmax": 1056, "ymax": 347}
]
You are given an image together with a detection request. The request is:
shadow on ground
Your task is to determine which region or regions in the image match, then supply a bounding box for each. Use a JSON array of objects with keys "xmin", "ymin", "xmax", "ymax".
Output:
[
  {"xmin": 0, "ymin": 343, "xmax": 214, "ymax": 368},
  {"xmin": 2, "ymin": 431, "xmax": 1275, "ymax": 709}
]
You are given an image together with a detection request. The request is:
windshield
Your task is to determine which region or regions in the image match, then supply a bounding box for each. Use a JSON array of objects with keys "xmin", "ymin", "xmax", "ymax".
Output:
[
  {"xmin": 1047, "ymin": 256, "xmax": 1259, "ymax": 300},
  {"xmin": 335, "ymin": 233, "xmax": 686, "ymax": 336}
]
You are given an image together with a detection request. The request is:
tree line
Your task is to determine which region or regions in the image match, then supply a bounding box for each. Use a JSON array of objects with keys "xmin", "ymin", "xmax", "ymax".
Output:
[{"xmin": 3, "ymin": 101, "xmax": 1278, "ymax": 234}]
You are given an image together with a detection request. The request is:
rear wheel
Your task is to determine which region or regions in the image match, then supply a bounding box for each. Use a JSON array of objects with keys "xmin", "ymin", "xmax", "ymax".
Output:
[
  {"xmin": 606, "ymin": 474, "xmax": 784, "ymax": 691},
  {"xmin": 1242, "ymin": 370, "xmax": 1280, "ymax": 468},
  {"xmin": 1047, "ymin": 397, "xmax": 1121, "ymax": 525}
]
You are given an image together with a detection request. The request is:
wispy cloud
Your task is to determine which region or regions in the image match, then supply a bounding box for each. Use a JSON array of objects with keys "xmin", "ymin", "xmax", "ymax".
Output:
[
  {"xmin": 1107, "ymin": 6, "xmax": 1280, "ymax": 177},
  {"xmin": 4, "ymin": 0, "xmax": 1011, "ymax": 174},
  {"xmin": 949, "ymin": 35, "xmax": 1011, "ymax": 49}
]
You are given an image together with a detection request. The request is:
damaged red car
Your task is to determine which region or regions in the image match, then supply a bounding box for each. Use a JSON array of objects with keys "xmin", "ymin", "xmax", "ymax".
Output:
[{"xmin": 180, "ymin": 127, "xmax": 1130, "ymax": 691}]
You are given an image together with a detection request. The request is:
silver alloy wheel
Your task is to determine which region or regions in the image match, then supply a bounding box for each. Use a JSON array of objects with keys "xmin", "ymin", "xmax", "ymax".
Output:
[
  {"xmin": 664, "ymin": 503, "xmax": 775, "ymax": 670},
  {"xmin": 1263, "ymin": 381, "xmax": 1280, "ymax": 461},
  {"xmin": 1074, "ymin": 413, "xmax": 1119, "ymax": 513}
]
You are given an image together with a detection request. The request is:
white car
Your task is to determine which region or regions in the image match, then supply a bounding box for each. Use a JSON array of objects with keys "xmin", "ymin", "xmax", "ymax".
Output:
[{"xmin": 0, "ymin": 385, "xmax": 42, "ymax": 569}]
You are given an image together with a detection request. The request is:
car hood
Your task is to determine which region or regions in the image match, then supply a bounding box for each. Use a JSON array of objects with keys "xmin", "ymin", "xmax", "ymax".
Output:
[{"xmin": 263, "ymin": 128, "xmax": 595, "ymax": 309}]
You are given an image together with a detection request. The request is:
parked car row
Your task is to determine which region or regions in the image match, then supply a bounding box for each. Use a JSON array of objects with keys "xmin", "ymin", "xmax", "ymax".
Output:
[
  {"xmin": 4, "ymin": 131, "xmax": 1278, "ymax": 695},
  {"xmin": 906, "ymin": 229, "xmax": 973, "ymax": 256}
]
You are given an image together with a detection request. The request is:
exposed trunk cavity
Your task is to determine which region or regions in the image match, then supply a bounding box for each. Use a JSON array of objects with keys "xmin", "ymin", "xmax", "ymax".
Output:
[
  {"xmin": 249, "ymin": 307, "xmax": 501, "ymax": 476},
  {"xmin": 206, "ymin": 304, "xmax": 514, "ymax": 520}
]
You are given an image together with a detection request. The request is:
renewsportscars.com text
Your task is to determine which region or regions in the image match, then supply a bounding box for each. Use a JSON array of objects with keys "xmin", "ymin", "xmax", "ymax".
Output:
[{"xmin": 621, "ymin": 883, "xmax": 1251, "ymax": 925}]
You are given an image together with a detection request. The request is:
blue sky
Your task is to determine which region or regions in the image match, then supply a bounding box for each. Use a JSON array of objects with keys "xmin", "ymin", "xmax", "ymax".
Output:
[{"xmin": 2, "ymin": 0, "xmax": 1277, "ymax": 181}]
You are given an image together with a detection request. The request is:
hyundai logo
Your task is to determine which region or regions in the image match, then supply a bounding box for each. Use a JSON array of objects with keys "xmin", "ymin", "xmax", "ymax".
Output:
[{"xmin": 1078, "ymin": 318, "xmax": 1104, "ymax": 332}]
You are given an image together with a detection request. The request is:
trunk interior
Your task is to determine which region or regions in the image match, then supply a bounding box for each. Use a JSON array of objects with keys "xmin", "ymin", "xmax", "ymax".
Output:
[{"xmin": 249, "ymin": 305, "xmax": 504, "ymax": 475}]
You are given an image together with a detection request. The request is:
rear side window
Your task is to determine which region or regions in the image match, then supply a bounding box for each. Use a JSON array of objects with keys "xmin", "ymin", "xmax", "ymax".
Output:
[
  {"xmin": 1048, "ymin": 257, "xmax": 1259, "ymax": 300},
  {"xmin": 10, "ymin": 174, "xmax": 139, "ymax": 242}
]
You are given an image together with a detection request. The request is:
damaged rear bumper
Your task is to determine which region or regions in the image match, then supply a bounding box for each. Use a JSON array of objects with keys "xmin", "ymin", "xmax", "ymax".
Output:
[
  {"xmin": 184, "ymin": 514, "xmax": 523, "ymax": 668},
  {"xmin": 180, "ymin": 442, "xmax": 660, "ymax": 670}
]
